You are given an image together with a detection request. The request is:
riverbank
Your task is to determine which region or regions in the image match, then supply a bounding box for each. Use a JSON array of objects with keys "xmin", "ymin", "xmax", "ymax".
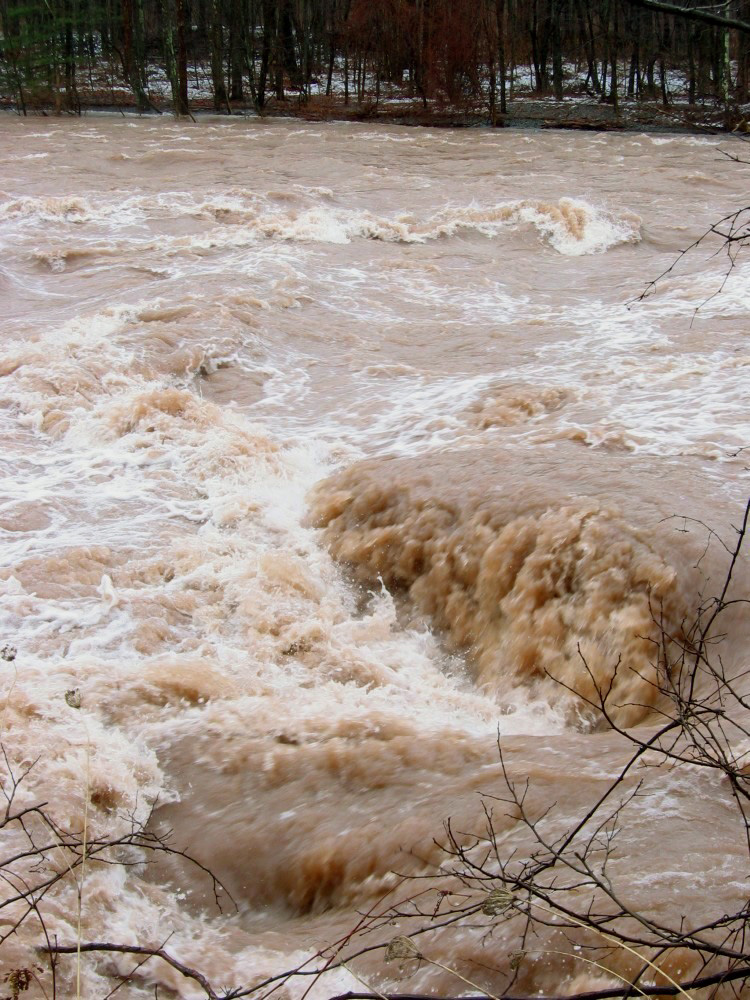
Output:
[
  {"xmin": 255, "ymin": 90, "xmax": 747, "ymax": 132},
  {"xmin": 3, "ymin": 77, "xmax": 747, "ymax": 133}
]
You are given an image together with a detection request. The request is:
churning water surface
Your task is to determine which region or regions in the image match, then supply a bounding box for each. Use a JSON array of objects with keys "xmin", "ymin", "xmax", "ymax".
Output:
[{"xmin": 1, "ymin": 116, "xmax": 749, "ymax": 998}]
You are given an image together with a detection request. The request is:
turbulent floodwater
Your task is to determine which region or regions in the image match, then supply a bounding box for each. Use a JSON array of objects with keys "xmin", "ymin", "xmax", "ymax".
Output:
[{"xmin": 1, "ymin": 116, "xmax": 749, "ymax": 998}]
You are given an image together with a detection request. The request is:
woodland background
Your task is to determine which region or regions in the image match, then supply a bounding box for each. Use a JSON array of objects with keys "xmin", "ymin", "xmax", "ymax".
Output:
[{"xmin": 2, "ymin": 0, "xmax": 750, "ymax": 124}]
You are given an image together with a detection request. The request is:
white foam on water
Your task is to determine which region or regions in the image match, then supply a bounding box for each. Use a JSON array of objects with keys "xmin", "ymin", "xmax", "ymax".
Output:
[
  {"xmin": 515, "ymin": 199, "xmax": 641, "ymax": 255},
  {"xmin": 257, "ymin": 197, "xmax": 641, "ymax": 253},
  {"xmin": 236, "ymin": 247, "xmax": 749, "ymax": 469},
  {"xmin": 304, "ymin": 246, "xmax": 750, "ymax": 465},
  {"xmin": 0, "ymin": 292, "xmax": 566, "ymax": 993},
  {"xmin": 2, "ymin": 189, "xmax": 641, "ymax": 255}
]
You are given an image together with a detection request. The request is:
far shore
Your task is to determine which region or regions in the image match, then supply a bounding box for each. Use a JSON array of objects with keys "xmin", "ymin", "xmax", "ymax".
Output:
[{"xmin": 3, "ymin": 89, "xmax": 748, "ymax": 134}]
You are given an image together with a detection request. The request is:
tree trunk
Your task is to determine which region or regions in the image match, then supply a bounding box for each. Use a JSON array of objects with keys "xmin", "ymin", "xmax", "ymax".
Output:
[
  {"xmin": 210, "ymin": 0, "xmax": 230, "ymax": 111},
  {"xmin": 551, "ymin": 0, "xmax": 564, "ymax": 101},
  {"xmin": 229, "ymin": 0, "xmax": 244, "ymax": 100},
  {"xmin": 496, "ymin": 0, "xmax": 507, "ymax": 113},
  {"xmin": 255, "ymin": 0, "xmax": 271, "ymax": 109},
  {"xmin": 739, "ymin": 1, "xmax": 750, "ymax": 101},
  {"xmin": 627, "ymin": 6, "xmax": 641, "ymax": 97},
  {"xmin": 659, "ymin": 13, "xmax": 670, "ymax": 105},
  {"xmin": 122, "ymin": 0, "xmax": 150, "ymax": 111},
  {"xmin": 326, "ymin": 34, "xmax": 335, "ymax": 96},
  {"xmin": 610, "ymin": 0, "xmax": 618, "ymax": 111},
  {"xmin": 577, "ymin": 0, "xmax": 600, "ymax": 93},
  {"xmin": 688, "ymin": 24, "xmax": 696, "ymax": 103},
  {"xmin": 176, "ymin": 0, "xmax": 189, "ymax": 114},
  {"xmin": 718, "ymin": 25, "xmax": 730, "ymax": 102},
  {"xmin": 659, "ymin": 56, "xmax": 668, "ymax": 105},
  {"xmin": 164, "ymin": 0, "xmax": 190, "ymax": 116}
]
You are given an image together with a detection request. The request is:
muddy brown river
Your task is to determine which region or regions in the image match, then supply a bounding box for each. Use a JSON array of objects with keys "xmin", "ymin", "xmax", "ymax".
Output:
[{"xmin": 1, "ymin": 116, "xmax": 749, "ymax": 998}]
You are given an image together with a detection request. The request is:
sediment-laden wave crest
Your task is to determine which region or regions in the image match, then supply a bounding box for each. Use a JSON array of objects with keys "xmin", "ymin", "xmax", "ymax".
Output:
[
  {"xmin": 310, "ymin": 447, "xmax": 737, "ymax": 727},
  {"xmin": 2, "ymin": 191, "xmax": 641, "ymax": 255}
]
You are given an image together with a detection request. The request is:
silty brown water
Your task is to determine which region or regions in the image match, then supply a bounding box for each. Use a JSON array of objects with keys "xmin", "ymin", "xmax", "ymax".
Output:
[{"xmin": 0, "ymin": 116, "xmax": 748, "ymax": 997}]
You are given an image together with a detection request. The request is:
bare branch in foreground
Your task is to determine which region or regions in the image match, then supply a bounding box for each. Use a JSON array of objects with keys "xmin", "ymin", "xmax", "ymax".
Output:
[{"xmin": 43, "ymin": 943, "xmax": 222, "ymax": 1000}]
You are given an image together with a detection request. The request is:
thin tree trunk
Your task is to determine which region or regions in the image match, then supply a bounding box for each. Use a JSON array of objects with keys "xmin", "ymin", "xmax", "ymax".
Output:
[
  {"xmin": 122, "ymin": 0, "xmax": 150, "ymax": 111},
  {"xmin": 627, "ymin": 6, "xmax": 641, "ymax": 97},
  {"xmin": 577, "ymin": 0, "xmax": 600, "ymax": 93},
  {"xmin": 659, "ymin": 56, "xmax": 668, "ymax": 104},
  {"xmin": 229, "ymin": 0, "xmax": 244, "ymax": 100},
  {"xmin": 551, "ymin": 0, "xmax": 564, "ymax": 101},
  {"xmin": 176, "ymin": 0, "xmax": 189, "ymax": 114},
  {"xmin": 326, "ymin": 35, "xmax": 335, "ymax": 95},
  {"xmin": 610, "ymin": 0, "xmax": 618, "ymax": 111},
  {"xmin": 488, "ymin": 47, "xmax": 496, "ymax": 124},
  {"xmin": 164, "ymin": 0, "xmax": 190, "ymax": 116},
  {"xmin": 718, "ymin": 25, "xmax": 730, "ymax": 102},
  {"xmin": 496, "ymin": 0, "xmax": 507, "ymax": 113},
  {"xmin": 210, "ymin": 0, "xmax": 230, "ymax": 111},
  {"xmin": 688, "ymin": 23, "xmax": 697, "ymax": 103},
  {"xmin": 256, "ymin": 0, "xmax": 272, "ymax": 109},
  {"xmin": 659, "ymin": 13, "xmax": 670, "ymax": 105},
  {"xmin": 739, "ymin": 1, "xmax": 750, "ymax": 100}
]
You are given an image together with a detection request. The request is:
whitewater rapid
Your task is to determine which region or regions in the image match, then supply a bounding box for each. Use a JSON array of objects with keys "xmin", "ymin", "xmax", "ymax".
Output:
[{"xmin": 0, "ymin": 116, "xmax": 748, "ymax": 999}]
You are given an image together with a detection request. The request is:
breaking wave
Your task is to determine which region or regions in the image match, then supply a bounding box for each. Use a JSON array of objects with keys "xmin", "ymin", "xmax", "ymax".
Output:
[
  {"xmin": 310, "ymin": 449, "xmax": 738, "ymax": 727},
  {"xmin": 2, "ymin": 191, "xmax": 641, "ymax": 255}
]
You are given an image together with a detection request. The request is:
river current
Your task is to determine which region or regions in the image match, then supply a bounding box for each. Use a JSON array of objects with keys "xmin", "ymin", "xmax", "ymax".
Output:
[{"xmin": 1, "ymin": 116, "xmax": 749, "ymax": 998}]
